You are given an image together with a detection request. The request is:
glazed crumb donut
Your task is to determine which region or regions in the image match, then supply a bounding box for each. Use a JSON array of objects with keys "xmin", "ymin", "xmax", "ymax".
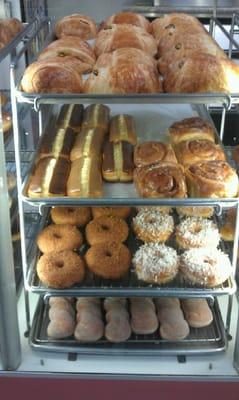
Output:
[
  {"xmin": 180, "ymin": 247, "xmax": 232, "ymax": 287},
  {"xmin": 91, "ymin": 207, "xmax": 131, "ymax": 219},
  {"xmin": 175, "ymin": 217, "xmax": 220, "ymax": 250},
  {"xmin": 132, "ymin": 243, "xmax": 179, "ymax": 284},
  {"xmin": 85, "ymin": 242, "xmax": 131, "ymax": 279},
  {"xmin": 85, "ymin": 215, "xmax": 129, "ymax": 245},
  {"xmin": 136, "ymin": 206, "xmax": 172, "ymax": 214},
  {"xmin": 37, "ymin": 224, "xmax": 83, "ymax": 253},
  {"xmin": 176, "ymin": 206, "xmax": 214, "ymax": 218},
  {"xmin": 37, "ymin": 250, "xmax": 85, "ymax": 288},
  {"xmin": 51, "ymin": 206, "xmax": 91, "ymax": 227},
  {"xmin": 133, "ymin": 210, "xmax": 174, "ymax": 243}
]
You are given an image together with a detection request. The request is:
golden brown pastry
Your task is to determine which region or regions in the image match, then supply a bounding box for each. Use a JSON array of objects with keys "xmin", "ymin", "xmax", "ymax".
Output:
[
  {"xmin": 94, "ymin": 24, "xmax": 157, "ymax": 58},
  {"xmin": 163, "ymin": 53, "xmax": 239, "ymax": 93},
  {"xmin": 84, "ymin": 48, "xmax": 162, "ymax": 94},
  {"xmin": 56, "ymin": 104, "xmax": 84, "ymax": 132},
  {"xmin": 0, "ymin": 91, "xmax": 7, "ymax": 106},
  {"xmin": 168, "ymin": 117, "xmax": 215, "ymax": 145},
  {"xmin": 27, "ymin": 157, "xmax": 71, "ymax": 198},
  {"xmin": 185, "ymin": 160, "xmax": 239, "ymax": 198},
  {"xmin": 174, "ymin": 139, "xmax": 226, "ymax": 166},
  {"xmin": 176, "ymin": 206, "xmax": 214, "ymax": 219},
  {"xmin": 181, "ymin": 298, "xmax": 213, "ymax": 328},
  {"xmin": 38, "ymin": 126, "xmax": 75, "ymax": 160},
  {"xmin": 2, "ymin": 111, "xmax": 12, "ymax": 133},
  {"xmin": 82, "ymin": 104, "xmax": 110, "ymax": 132},
  {"xmin": 100, "ymin": 12, "xmax": 151, "ymax": 33},
  {"xmin": 134, "ymin": 162, "xmax": 187, "ymax": 198},
  {"xmin": 21, "ymin": 57, "xmax": 84, "ymax": 94},
  {"xmin": 67, "ymin": 157, "xmax": 103, "ymax": 198},
  {"xmin": 220, "ymin": 208, "xmax": 236, "ymax": 241},
  {"xmin": 55, "ymin": 14, "xmax": 97, "ymax": 40},
  {"xmin": 38, "ymin": 36, "xmax": 96, "ymax": 74},
  {"xmin": 102, "ymin": 141, "xmax": 134, "ymax": 182},
  {"xmin": 109, "ymin": 114, "xmax": 137, "ymax": 145},
  {"xmin": 0, "ymin": 18, "xmax": 23, "ymax": 47},
  {"xmin": 70, "ymin": 127, "xmax": 105, "ymax": 161},
  {"xmin": 134, "ymin": 141, "xmax": 177, "ymax": 167}
]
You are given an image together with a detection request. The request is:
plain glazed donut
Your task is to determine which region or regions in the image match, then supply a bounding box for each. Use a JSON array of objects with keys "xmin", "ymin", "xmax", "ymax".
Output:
[
  {"xmin": 179, "ymin": 247, "xmax": 232, "ymax": 287},
  {"xmin": 91, "ymin": 206, "xmax": 131, "ymax": 219},
  {"xmin": 132, "ymin": 243, "xmax": 179, "ymax": 284},
  {"xmin": 85, "ymin": 242, "xmax": 131, "ymax": 279},
  {"xmin": 51, "ymin": 206, "xmax": 92, "ymax": 227},
  {"xmin": 37, "ymin": 224, "xmax": 83, "ymax": 253},
  {"xmin": 133, "ymin": 209, "xmax": 174, "ymax": 243},
  {"xmin": 175, "ymin": 216, "xmax": 220, "ymax": 249},
  {"xmin": 85, "ymin": 215, "xmax": 129, "ymax": 245},
  {"xmin": 37, "ymin": 250, "xmax": 85, "ymax": 288}
]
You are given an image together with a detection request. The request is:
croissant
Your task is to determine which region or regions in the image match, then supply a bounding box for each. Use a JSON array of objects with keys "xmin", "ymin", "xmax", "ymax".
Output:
[
  {"xmin": 185, "ymin": 160, "xmax": 239, "ymax": 198},
  {"xmin": 55, "ymin": 14, "xmax": 97, "ymax": 40},
  {"xmin": 94, "ymin": 24, "xmax": 157, "ymax": 57},
  {"xmin": 134, "ymin": 162, "xmax": 187, "ymax": 198},
  {"xmin": 38, "ymin": 36, "xmax": 96, "ymax": 74},
  {"xmin": 100, "ymin": 12, "xmax": 151, "ymax": 33},
  {"xmin": 84, "ymin": 48, "xmax": 162, "ymax": 94},
  {"xmin": 21, "ymin": 57, "xmax": 84, "ymax": 94},
  {"xmin": 174, "ymin": 140, "xmax": 226, "ymax": 165}
]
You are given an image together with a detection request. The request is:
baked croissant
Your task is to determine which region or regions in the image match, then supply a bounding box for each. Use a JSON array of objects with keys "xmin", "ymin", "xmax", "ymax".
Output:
[
  {"xmin": 38, "ymin": 36, "xmax": 96, "ymax": 74},
  {"xmin": 55, "ymin": 14, "xmax": 97, "ymax": 40},
  {"xmin": 94, "ymin": 24, "xmax": 157, "ymax": 57},
  {"xmin": 100, "ymin": 12, "xmax": 151, "ymax": 33},
  {"xmin": 84, "ymin": 48, "xmax": 162, "ymax": 94}
]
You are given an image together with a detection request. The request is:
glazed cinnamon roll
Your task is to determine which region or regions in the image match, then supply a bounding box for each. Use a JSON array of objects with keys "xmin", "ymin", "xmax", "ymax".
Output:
[
  {"xmin": 185, "ymin": 160, "xmax": 239, "ymax": 198},
  {"xmin": 168, "ymin": 117, "xmax": 215, "ymax": 145},
  {"xmin": 134, "ymin": 162, "xmax": 187, "ymax": 198},
  {"xmin": 134, "ymin": 141, "xmax": 177, "ymax": 167},
  {"xmin": 174, "ymin": 139, "xmax": 226, "ymax": 166}
]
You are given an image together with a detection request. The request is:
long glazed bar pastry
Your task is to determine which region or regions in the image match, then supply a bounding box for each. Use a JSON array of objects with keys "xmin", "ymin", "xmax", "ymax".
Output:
[
  {"xmin": 134, "ymin": 162, "xmax": 187, "ymax": 198},
  {"xmin": 109, "ymin": 114, "xmax": 137, "ymax": 145},
  {"xmin": 174, "ymin": 139, "xmax": 226, "ymax": 166},
  {"xmin": 168, "ymin": 117, "xmax": 215, "ymax": 145},
  {"xmin": 180, "ymin": 298, "xmax": 213, "ymax": 328},
  {"xmin": 104, "ymin": 298, "xmax": 131, "ymax": 343},
  {"xmin": 67, "ymin": 157, "xmax": 103, "ymax": 197},
  {"xmin": 134, "ymin": 141, "xmax": 177, "ymax": 167},
  {"xmin": 56, "ymin": 104, "xmax": 84, "ymax": 132},
  {"xmin": 38, "ymin": 125, "xmax": 76, "ymax": 160},
  {"xmin": 130, "ymin": 298, "xmax": 158, "ymax": 335},
  {"xmin": 70, "ymin": 127, "xmax": 106, "ymax": 161},
  {"xmin": 74, "ymin": 298, "xmax": 104, "ymax": 342},
  {"xmin": 27, "ymin": 157, "xmax": 71, "ymax": 198},
  {"xmin": 185, "ymin": 160, "xmax": 239, "ymax": 198},
  {"xmin": 82, "ymin": 104, "xmax": 110, "ymax": 132},
  {"xmin": 102, "ymin": 141, "xmax": 134, "ymax": 182}
]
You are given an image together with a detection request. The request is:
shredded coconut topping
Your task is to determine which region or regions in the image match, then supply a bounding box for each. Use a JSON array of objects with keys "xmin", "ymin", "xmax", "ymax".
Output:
[
  {"xmin": 176, "ymin": 216, "xmax": 220, "ymax": 248},
  {"xmin": 133, "ymin": 210, "xmax": 174, "ymax": 237}
]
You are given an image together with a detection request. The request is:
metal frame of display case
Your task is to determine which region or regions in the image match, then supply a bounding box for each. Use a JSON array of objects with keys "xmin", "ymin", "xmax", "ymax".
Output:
[{"xmin": 9, "ymin": 14, "xmax": 239, "ymax": 357}]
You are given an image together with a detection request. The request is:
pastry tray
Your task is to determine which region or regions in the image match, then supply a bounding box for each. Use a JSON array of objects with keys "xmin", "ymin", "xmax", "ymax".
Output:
[
  {"xmin": 29, "ymin": 296, "xmax": 227, "ymax": 356},
  {"xmin": 20, "ymin": 103, "xmax": 239, "ymax": 208},
  {"xmin": 26, "ymin": 208, "xmax": 237, "ymax": 298}
]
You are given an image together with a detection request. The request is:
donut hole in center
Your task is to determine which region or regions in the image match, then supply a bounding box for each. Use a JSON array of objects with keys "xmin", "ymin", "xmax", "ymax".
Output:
[
  {"xmin": 105, "ymin": 251, "xmax": 112, "ymax": 257},
  {"xmin": 67, "ymin": 208, "xmax": 75, "ymax": 214},
  {"xmin": 56, "ymin": 261, "xmax": 64, "ymax": 268},
  {"xmin": 53, "ymin": 233, "xmax": 61, "ymax": 239},
  {"xmin": 101, "ymin": 224, "xmax": 109, "ymax": 231}
]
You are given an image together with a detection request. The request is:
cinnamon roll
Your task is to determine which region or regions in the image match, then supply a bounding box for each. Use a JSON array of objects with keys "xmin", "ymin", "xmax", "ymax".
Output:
[
  {"xmin": 134, "ymin": 162, "xmax": 187, "ymax": 198},
  {"xmin": 168, "ymin": 117, "xmax": 215, "ymax": 145},
  {"xmin": 134, "ymin": 141, "xmax": 177, "ymax": 167},
  {"xmin": 185, "ymin": 160, "xmax": 239, "ymax": 198},
  {"xmin": 174, "ymin": 139, "xmax": 225, "ymax": 166},
  {"xmin": 109, "ymin": 114, "xmax": 137, "ymax": 145}
]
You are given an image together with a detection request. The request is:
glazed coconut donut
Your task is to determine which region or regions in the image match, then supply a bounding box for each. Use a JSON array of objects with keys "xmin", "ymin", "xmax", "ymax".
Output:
[
  {"xmin": 51, "ymin": 206, "xmax": 92, "ymax": 227},
  {"xmin": 37, "ymin": 250, "xmax": 85, "ymax": 288},
  {"xmin": 37, "ymin": 224, "xmax": 83, "ymax": 253},
  {"xmin": 179, "ymin": 247, "xmax": 232, "ymax": 287},
  {"xmin": 176, "ymin": 206, "xmax": 214, "ymax": 219},
  {"xmin": 85, "ymin": 215, "xmax": 129, "ymax": 245},
  {"xmin": 133, "ymin": 209, "xmax": 174, "ymax": 243},
  {"xmin": 175, "ymin": 216, "xmax": 220, "ymax": 250},
  {"xmin": 132, "ymin": 242, "xmax": 179, "ymax": 284},
  {"xmin": 136, "ymin": 206, "xmax": 172, "ymax": 214},
  {"xmin": 91, "ymin": 206, "xmax": 131, "ymax": 219},
  {"xmin": 85, "ymin": 241, "xmax": 131, "ymax": 279}
]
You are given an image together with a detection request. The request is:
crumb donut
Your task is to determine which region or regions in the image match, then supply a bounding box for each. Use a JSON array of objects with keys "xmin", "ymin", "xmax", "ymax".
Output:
[
  {"xmin": 85, "ymin": 242, "xmax": 131, "ymax": 279},
  {"xmin": 37, "ymin": 250, "xmax": 85, "ymax": 288},
  {"xmin": 175, "ymin": 217, "xmax": 220, "ymax": 250},
  {"xmin": 176, "ymin": 206, "xmax": 214, "ymax": 218},
  {"xmin": 180, "ymin": 247, "xmax": 232, "ymax": 287},
  {"xmin": 85, "ymin": 215, "xmax": 129, "ymax": 245},
  {"xmin": 51, "ymin": 206, "xmax": 91, "ymax": 227},
  {"xmin": 37, "ymin": 224, "xmax": 83, "ymax": 253},
  {"xmin": 91, "ymin": 206, "xmax": 131, "ymax": 219},
  {"xmin": 132, "ymin": 243, "xmax": 179, "ymax": 284},
  {"xmin": 133, "ymin": 209, "xmax": 174, "ymax": 243}
]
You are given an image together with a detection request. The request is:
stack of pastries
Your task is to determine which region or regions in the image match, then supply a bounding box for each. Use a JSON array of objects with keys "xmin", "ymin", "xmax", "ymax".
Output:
[{"xmin": 0, "ymin": 18, "xmax": 23, "ymax": 50}]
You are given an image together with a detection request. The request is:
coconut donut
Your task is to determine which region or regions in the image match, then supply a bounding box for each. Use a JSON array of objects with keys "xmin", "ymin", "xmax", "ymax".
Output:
[
  {"xmin": 133, "ymin": 209, "xmax": 174, "ymax": 243},
  {"xmin": 175, "ymin": 216, "xmax": 220, "ymax": 250},
  {"xmin": 132, "ymin": 243, "xmax": 179, "ymax": 284},
  {"xmin": 85, "ymin": 215, "xmax": 129, "ymax": 245},
  {"xmin": 91, "ymin": 206, "xmax": 131, "ymax": 219},
  {"xmin": 37, "ymin": 250, "xmax": 85, "ymax": 288},
  {"xmin": 51, "ymin": 206, "xmax": 92, "ymax": 227},
  {"xmin": 85, "ymin": 241, "xmax": 131, "ymax": 279},
  {"xmin": 37, "ymin": 224, "xmax": 83, "ymax": 253}
]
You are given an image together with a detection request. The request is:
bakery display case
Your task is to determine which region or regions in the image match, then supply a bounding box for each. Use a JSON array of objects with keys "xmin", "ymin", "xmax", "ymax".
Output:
[{"xmin": 2, "ymin": 3, "xmax": 239, "ymax": 399}]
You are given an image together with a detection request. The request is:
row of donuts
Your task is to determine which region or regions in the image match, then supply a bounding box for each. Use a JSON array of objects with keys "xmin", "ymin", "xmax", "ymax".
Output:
[
  {"xmin": 47, "ymin": 296, "xmax": 213, "ymax": 342},
  {"xmin": 36, "ymin": 206, "xmax": 232, "ymax": 289}
]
